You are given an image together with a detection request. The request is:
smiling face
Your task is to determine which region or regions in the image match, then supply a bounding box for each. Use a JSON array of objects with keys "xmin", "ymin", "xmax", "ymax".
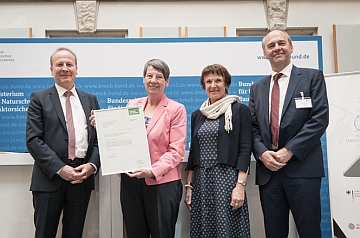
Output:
[
  {"xmin": 143, "ymin": 66, "xmax": 169, "ymax": 96},
  {"xmin": 200, "ymin": 64, "xmax": 231, "ymax": 104},
  {"xmin": 262, "ymin": 30, "xmax": 293, "ymax": 72},
  {"xmin": 204, "ymin": 73, "xmax": 227, "ymax": 104},
  {"xmin": 50, "ymin": 49, "xmax": 78, "ymax": 90}
]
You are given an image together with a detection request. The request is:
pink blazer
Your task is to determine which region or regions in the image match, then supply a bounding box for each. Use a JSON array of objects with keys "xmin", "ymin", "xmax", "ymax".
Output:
[{"xmin": 127, "ymin": 95, "xmax": 187, "ymax": 185}]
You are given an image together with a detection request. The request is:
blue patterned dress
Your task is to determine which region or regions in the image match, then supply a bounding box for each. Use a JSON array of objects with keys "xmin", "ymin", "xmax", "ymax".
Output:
[{"xmin": 190, "ymin": 119, "xmax": 250, "ymax": 238}]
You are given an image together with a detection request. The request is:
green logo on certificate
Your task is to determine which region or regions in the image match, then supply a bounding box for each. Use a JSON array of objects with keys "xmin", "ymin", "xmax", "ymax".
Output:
[{"xmin": 128, "ymin": 108, "xmax": 140, "ymax": 115}]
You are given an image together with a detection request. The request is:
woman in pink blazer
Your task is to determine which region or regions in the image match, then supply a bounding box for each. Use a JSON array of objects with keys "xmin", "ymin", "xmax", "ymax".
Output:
[
  {"xmin": 121, "ymin": 59, "xmax": 187, "ymax": 238},
  {"xmin": 90, "ymin": 59, "xmax": 186, "ymax": 237}
]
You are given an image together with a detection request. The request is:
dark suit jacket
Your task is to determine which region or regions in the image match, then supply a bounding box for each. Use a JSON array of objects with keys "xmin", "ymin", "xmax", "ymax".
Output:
[
  {"xmin": 186, "ymin": 103, "xmax": 252, "ymax": 173},
  {"xmin": 26, "ymin": 86, "xmax": 100, "ymax": 192},
  {"xmin": 249, "ymin": 65, "xmax": 329, "ymax": 185}
]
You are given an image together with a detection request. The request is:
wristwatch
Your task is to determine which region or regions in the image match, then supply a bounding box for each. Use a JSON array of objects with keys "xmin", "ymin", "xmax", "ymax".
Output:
[{"xmin": 237, "ymin": 179, "xmax": 246, "ymax": 186}]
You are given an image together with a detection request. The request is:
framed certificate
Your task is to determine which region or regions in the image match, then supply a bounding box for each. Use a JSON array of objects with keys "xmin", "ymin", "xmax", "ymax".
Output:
[{"xmin": 94, "ymin": 106, "xmax": 151, "ymax": 175}]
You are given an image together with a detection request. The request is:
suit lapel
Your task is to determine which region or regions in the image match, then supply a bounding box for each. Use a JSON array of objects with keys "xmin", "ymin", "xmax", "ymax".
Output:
[
  {"xmin": 49, "ymin": 86, "xmax": 67, "ymax": 130},
  {"xmin": 282, "ymin": 66, "xmax": 301, "ymax": 116},
  {"xmin": 262, "ymin": 75, "xmax": 271, "ymax": 127},
  {"xmin": 146, "ymin": 96, "xmax": 168, "ymax": 135}
]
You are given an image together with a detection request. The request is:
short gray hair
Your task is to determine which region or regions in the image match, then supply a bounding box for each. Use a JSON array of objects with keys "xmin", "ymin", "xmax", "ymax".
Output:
[
  {"xmin": 50, "ymin": 47, "xmax": 77, "ymax": 66},
  {"xmin": 143, "ymin": 59, "xmax": 170, "ymax": 80},
  {"xmin": 261, "ymin": 30, "xmax": 293, "ymax": 51}
]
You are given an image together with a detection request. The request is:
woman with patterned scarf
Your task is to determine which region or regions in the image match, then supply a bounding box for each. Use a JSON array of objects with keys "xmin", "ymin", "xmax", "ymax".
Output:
[{"xmin": 185, "ymin": 64, "xmax": 252, "ymax": 238}]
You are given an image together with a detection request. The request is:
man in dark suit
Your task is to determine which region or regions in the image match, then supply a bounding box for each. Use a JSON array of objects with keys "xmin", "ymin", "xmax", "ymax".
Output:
[
  {"xmin": 248, "ymin": 30, "xmax": 329, "ymax": 238},
  {"xmin": 26, "ymin": 47, "xmax": 100, "ymax": 238}
]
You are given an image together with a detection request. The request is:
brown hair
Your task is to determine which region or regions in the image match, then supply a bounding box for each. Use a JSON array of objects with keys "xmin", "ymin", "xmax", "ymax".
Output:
[{"xmin": 200, "ymin": 64, "xmax": 231, "ymax": 94}]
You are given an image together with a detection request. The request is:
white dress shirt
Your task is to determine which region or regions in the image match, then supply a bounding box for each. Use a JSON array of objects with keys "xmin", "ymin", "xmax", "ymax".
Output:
[{"xmin": 56, "ymin": 83, "xmax": 89, "ymax": 159}]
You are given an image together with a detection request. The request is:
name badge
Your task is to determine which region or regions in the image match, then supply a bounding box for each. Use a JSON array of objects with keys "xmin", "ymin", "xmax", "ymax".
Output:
[{"xmin": 295, "ymin": 97, "xmax": 312, "ymax": 108}]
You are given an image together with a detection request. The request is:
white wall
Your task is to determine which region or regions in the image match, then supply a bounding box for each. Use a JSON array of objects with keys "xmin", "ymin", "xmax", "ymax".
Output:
[
  {"xmin": 1, "ymin": 1, "xmax": 359, "ymax": 74},
  {"xmin": 96, "ymin": 1, "xmax": 266, "ymax": 35},
  {"xmin": 287, "ymin": 0, "xmax": 360, "ymax": 73}
]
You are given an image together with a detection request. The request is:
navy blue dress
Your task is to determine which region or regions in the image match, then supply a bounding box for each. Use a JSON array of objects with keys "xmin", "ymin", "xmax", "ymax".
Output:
[{"xmin": 190, "ymin": 119, "xmax": 250, "ymax": 238}]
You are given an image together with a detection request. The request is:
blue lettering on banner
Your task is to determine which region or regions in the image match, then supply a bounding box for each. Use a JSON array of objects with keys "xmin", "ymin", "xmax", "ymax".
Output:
[{"xmin": 0, "ymin": 76, "xmax": 262, "ymax": 153}]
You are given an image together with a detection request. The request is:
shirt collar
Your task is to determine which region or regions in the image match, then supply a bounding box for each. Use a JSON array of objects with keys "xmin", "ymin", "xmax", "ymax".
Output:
[
  {"xmin": 271, "ymin": 63, "xmax": 293, "ymax": 78},
  {"xmin": 55, "ymin": 83, "xmax": 77, "ymax": 97}
]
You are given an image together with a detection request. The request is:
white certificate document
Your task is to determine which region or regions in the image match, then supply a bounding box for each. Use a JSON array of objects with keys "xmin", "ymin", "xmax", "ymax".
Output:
[{"xmin": 94, "ymin": 106, "xmax": 151, "ymax": 175}]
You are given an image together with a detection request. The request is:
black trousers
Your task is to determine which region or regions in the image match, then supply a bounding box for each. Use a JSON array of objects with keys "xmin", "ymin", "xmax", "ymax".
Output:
[
  {"xmin": 120, "ymin": 174, "xmax": 183, "ymax": 238},
  {"xmin": 32, "ymin": 180, "xmax": 91, "ymax": 238},
  {"xmin": 259, "ymin": 170, "xmax": 322, "ymax": 238}
]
